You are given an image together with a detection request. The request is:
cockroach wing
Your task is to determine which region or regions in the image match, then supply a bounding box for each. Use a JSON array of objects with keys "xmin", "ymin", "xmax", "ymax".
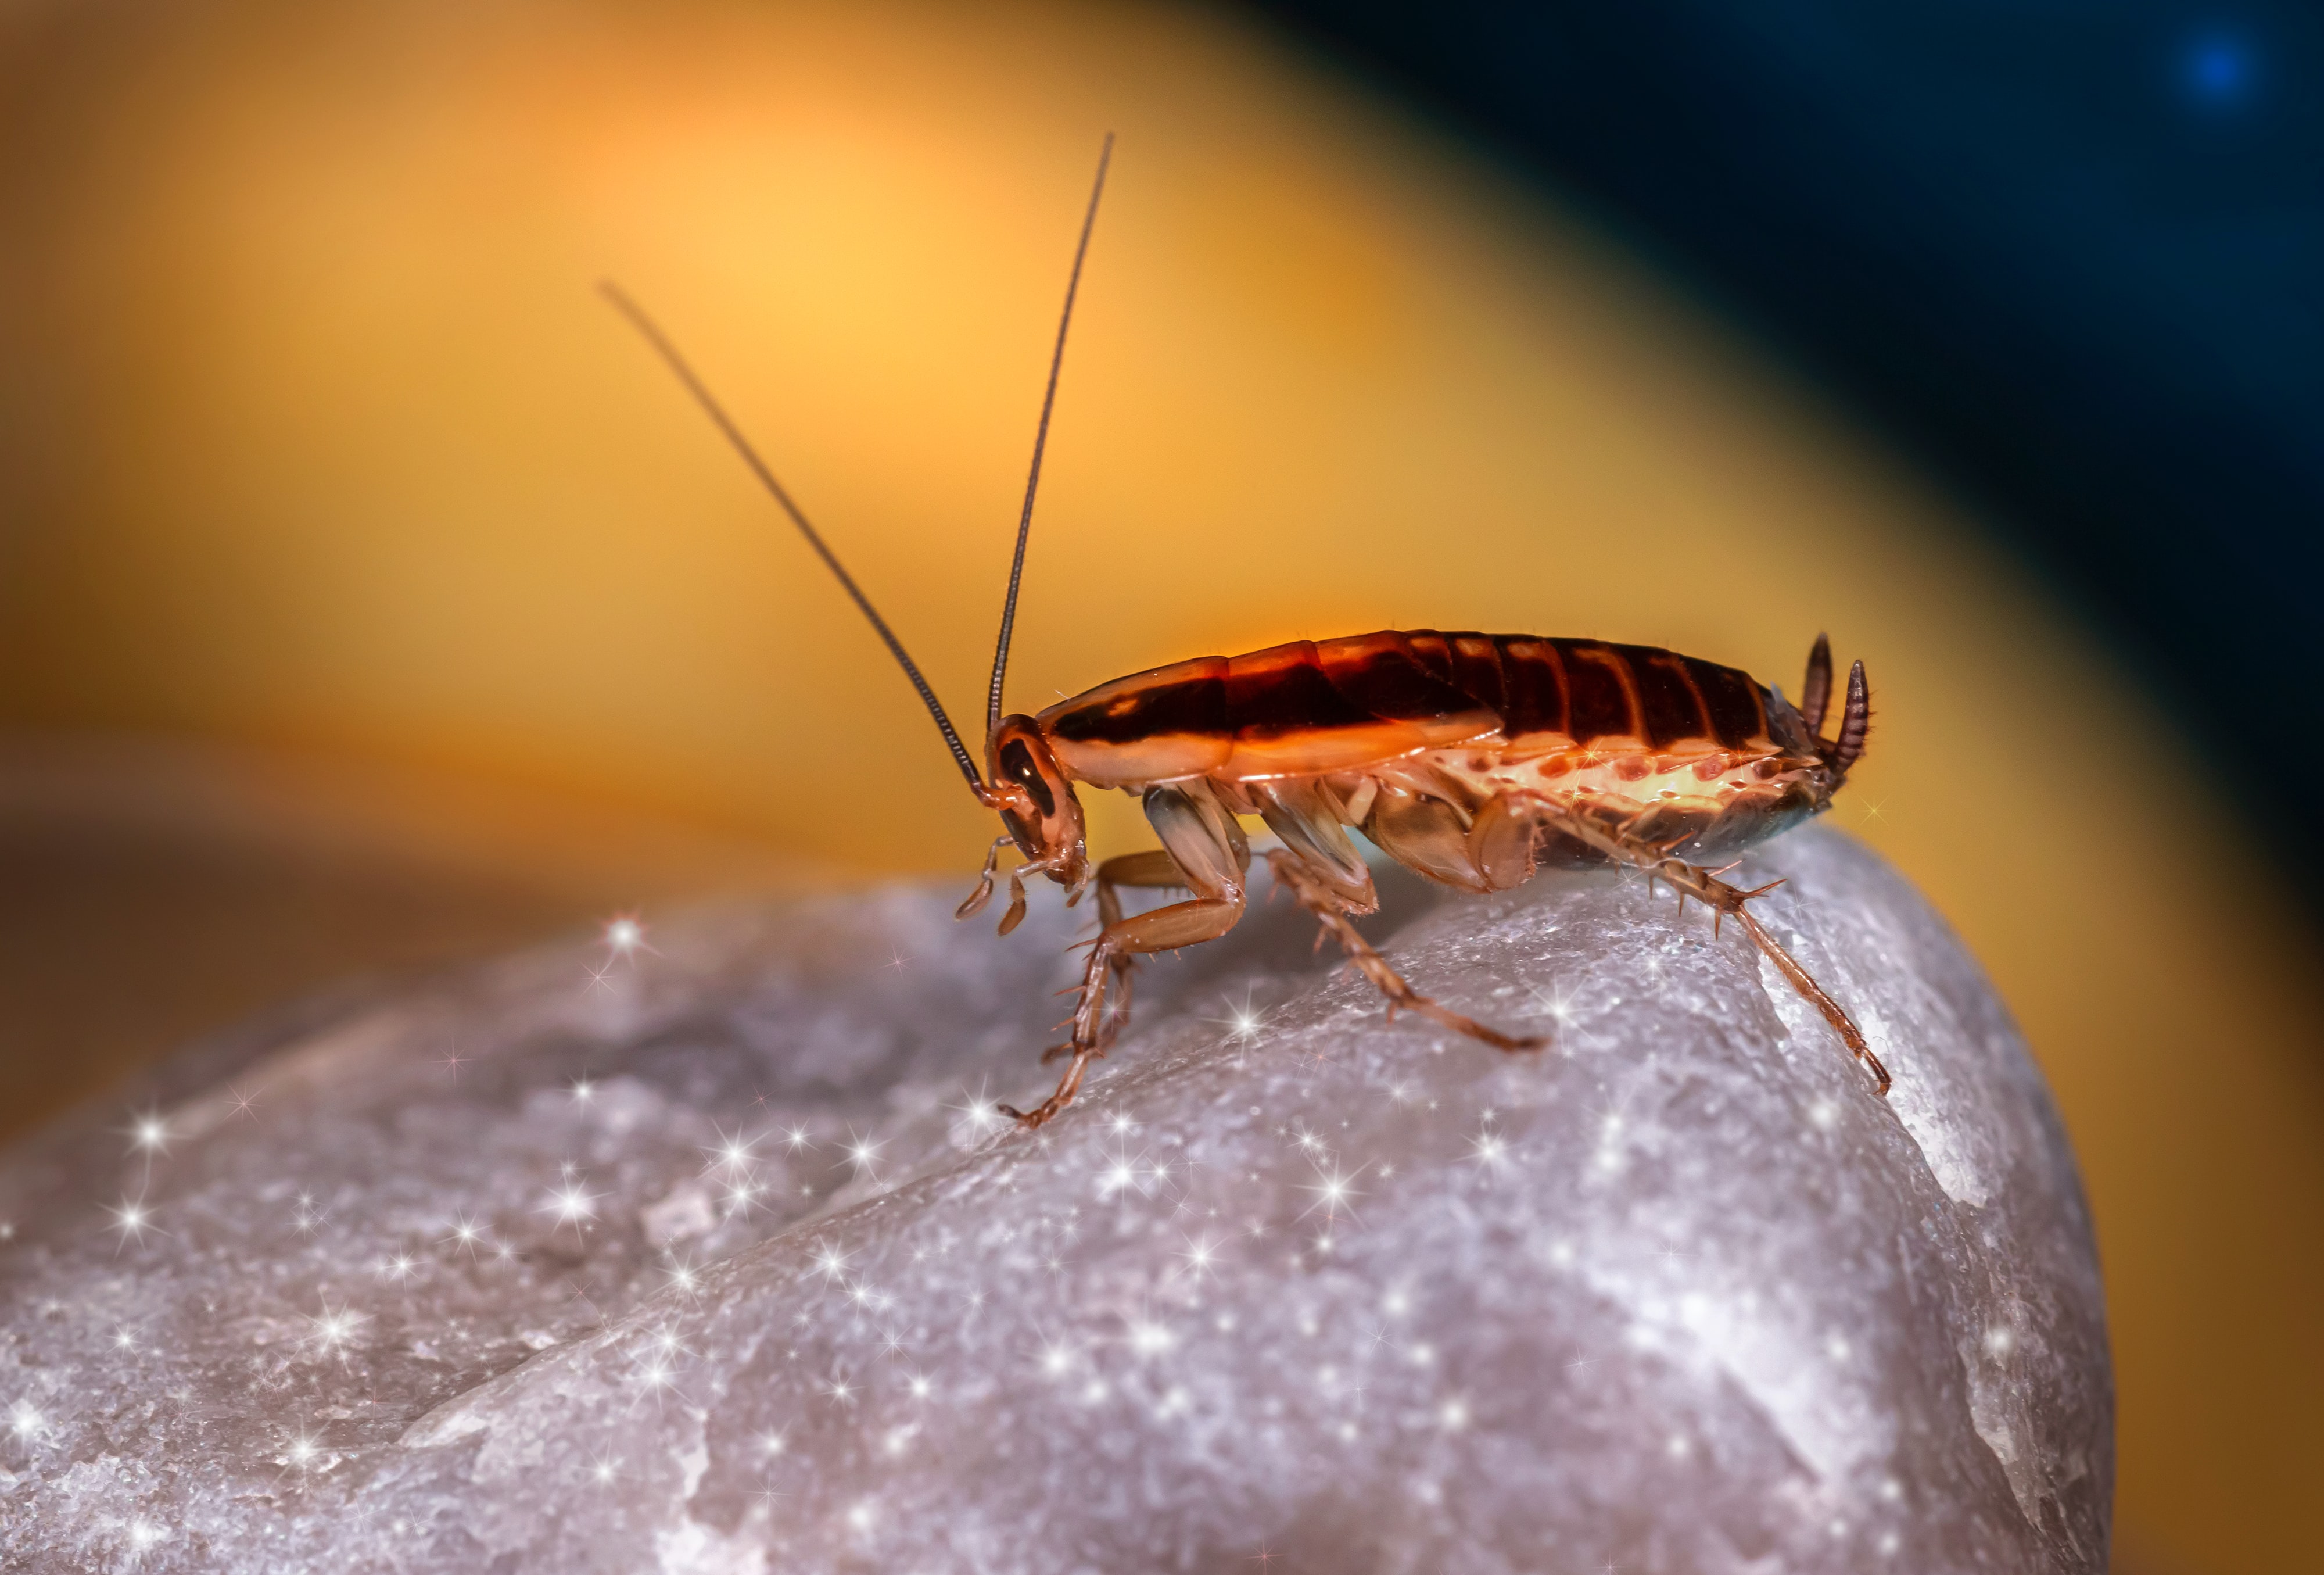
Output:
[{"xmin": 1039, "ymin": 657, "xmax": 1233, "ymax": 788}]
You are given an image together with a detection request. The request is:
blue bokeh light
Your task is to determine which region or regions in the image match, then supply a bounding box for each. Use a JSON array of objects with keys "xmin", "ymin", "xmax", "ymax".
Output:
[{"xmin": 2183, "ymin": 29, "xmax": 2257, "ymax": 108}]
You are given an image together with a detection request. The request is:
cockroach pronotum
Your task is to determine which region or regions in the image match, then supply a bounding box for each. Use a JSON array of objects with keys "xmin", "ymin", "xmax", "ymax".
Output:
[{"xmin": 604, "ymin": 135, "xmax": 1888, "ymax": 1129}]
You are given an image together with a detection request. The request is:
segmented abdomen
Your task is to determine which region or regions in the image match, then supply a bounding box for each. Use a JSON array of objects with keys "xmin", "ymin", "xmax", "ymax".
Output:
[{"xmin": 1038, "ymin": 630, "xmax": 1777, "ymax": 786}]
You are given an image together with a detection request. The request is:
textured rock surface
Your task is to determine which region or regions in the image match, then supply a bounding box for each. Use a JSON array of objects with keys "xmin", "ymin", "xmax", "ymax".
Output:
[{"xmin": 0, "ymin": 826, "xmax": 2109, "ymax": 1573}]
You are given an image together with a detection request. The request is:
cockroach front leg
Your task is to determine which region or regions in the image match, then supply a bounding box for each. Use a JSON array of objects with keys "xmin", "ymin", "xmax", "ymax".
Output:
[
  {"xmin": 1041, "ymin": 849, "xmax": 1192, "ymax": 1065},
  {"xmin": 1265, "ymin": 848, "xmax": 1543, "ymax": 1053},
  {"xmin": 1001, "ymin": 783, "xmax": 1247, "ymax": 1130},
  {"xmin": 1527, "ymin": 796, "xmax": 1890, "ymax": 1095},
  {"xmin": 1000, "ymin": 880, "xmax": 1246, "ymax": 1129}
]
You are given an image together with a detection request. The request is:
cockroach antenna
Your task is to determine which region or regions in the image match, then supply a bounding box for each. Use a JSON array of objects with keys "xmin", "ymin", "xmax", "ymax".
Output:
[
  {"xmin": 596, "ymin": 278, "xmax": 987, "ymax": 795},
  {"xmin": 600, "ymin": 132, "xmax": 1114, "ymax": 799},
  {"xmin": 987, "ymin": 132, "xmax": 1114, "ymax": 738}
]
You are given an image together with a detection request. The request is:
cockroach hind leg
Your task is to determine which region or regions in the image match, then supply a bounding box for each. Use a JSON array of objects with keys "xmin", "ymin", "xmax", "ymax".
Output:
[
  {"xmin": 1724, "ymin": 901, "xmax": 1889, "ymax": 1097},
  {"xmin": 1715, "ymin": 876, "xmax": 1786, "ymax": 938},
  {"xmin": 1545, "ymin": 798, "xmax": 1885, "ymax": 1096}
]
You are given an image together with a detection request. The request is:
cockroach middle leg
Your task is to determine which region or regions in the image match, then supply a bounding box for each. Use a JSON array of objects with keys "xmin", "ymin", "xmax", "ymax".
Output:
[
  {"xmin": 1527, "ymin": 796, "xmax": 1891, "ymax": 1095},
  {"xmin": 1265, "ymin": 849, "xmax": 1542, "ymax": 1053}
]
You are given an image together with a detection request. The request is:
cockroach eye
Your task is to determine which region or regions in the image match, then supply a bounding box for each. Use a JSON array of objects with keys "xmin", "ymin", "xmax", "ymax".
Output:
[{"xmin": 999, "ymin": 739, "xmax": 1055, "ymax": 818}]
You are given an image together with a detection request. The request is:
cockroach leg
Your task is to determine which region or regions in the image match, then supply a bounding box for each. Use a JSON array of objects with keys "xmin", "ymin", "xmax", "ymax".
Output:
[
  {"xmin": 996, "ymin": 851, "xmax": 1077, "ymax": 937},
  {"xmin": 1264, "ymin": 849, "xmax": 1543, "ymax": 1054},
  {"xmin": 1001, "ymin": 885, "xmax": 1244, "ymax": 1126},
  {"xmin": 954, "ymin": 836, "xmax": 1017, "ymax": 921},
  {"xmin": 1524, "ymin": 796, "xmax": 1890, "ymax": 1096},
  {"xmin": 1037, "ymin": 850, "xmax": 1188, "ymax": 1063},
  {"xmin": 1002, "ymin": 790, "xmax": 1246, "ymax": 1128}
]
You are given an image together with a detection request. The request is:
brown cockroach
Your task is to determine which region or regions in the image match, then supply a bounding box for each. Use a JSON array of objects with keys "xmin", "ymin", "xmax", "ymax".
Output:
[{"xmin": 605, "ymin": 135, "xmax": 1887, "ymax": 1129}]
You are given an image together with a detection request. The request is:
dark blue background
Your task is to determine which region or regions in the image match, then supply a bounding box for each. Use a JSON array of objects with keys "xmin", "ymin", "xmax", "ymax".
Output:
[{"xmin": 1246, "ymin": 2, "xmax": 2324, "ymax": 793}]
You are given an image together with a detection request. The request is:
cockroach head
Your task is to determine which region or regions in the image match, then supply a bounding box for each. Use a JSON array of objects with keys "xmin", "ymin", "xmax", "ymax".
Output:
[{"xmin": 987, "ymin": 716, "xmax": 1088, "ymax": 884}]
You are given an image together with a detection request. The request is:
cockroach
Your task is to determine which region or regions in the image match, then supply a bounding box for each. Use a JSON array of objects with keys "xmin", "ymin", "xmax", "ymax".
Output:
[{"xmin": 604, "ymin": 135, "xmax": 1887, "ymax": 1129}]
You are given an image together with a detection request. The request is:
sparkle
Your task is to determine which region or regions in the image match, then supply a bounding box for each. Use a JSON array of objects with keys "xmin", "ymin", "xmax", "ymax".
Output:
[
  {"xmin": 1172, "ymin": 1230, "xmax": 1224, "ymax": 1284},
  {"xmin": 784, "ymin": 1123, "xmax": 816, "ymax": 1152},
  {"xmin": 1201, "ymin": 987, "xmax": 1269, "ymax": 1047},
  {"xmin": 757, "ymin": 1427, "xmax": 788, "ymax": 1458},
  {"xmin": 539, "ymin": 1177, "xmax": 602, "ymax": 1237},
  {"xmin": 602, "ymin": 913, "xmax": 651, "ymax": 958},
  {"xmin": 9, "ymin": 1401, "xmax": 42, "ymax": 1441},
  {"xmin": 1525, "ymin": 979, "xmax": 1595, "ymax": 1044},
  {"xmin": 305, "ymin": 1296, "xmax": 365, "ymax": 1357},
  {"xmin": 1465, "ymin": 1127, "xmax": 1512, "ymax": 1177},
  {"xmin": 104, "ymin": 1194, "xmax": 158, "ymax": 1250},
  {"xmin": 812, "ymin": 1243, "xmax": 852, "ymax": 1283},
  {"xmin": 125, "ymin": 1110, "xmax": 172, "ymax": 1157},
  {"xmin": 718, "ymin": 1175, "xmax": 764, "ymax": 1220},
  {"xmin": 661, "ymin": 1252, "xmax": 705, "ymax": 1300},
  {"xmin": 433, "ymin": 1041, "xmax": 469, "ymax": 1081},
  {"xmin": 1297, "ymin": 1158, "xmax": 1366, "ymax": 1225},
  {"xmin": 1096, "ymin": 1141, "xmax": 1164, "ymax": 1201},
  {"xmin": 225, "ymin": 1083, "xmax": 260, "ymax": 1121},
  {"xmin": 439, "ymin": 1209, "xmax": 489, "ymax": 1257},
  {"xmin": 821, "ymin": 1373, "xmax": 858, "ymax": 1406},
  {"xmin": 1125, "ymin": 1314, "xmax": 1175, "ymax": 1358},
  {"xmin": 946, "ymin": 1081, "xmax": 1004, "ymax": 1137},
  {"xmin": 626, "ymin": 1329, "xmax": 694, "ymax": 1405},
  {"xmin": 568, "ymin": 1077, "xmax": 596, "ymax": 1104},
  {"xmin": 127, "ymin": 1518, "xmax": 165, "ymax": 1552},
  {"xmin": 280, "ymin": 1429, "xmax": 324, "ymax": 1473},
  {"xmin": 700, "ymin": 1123, "xmax": 758, "ymax": 1178},
  {"xmin": 376, "ymin": 1251, "xmax": 419, "ymax": 1284},
  {"xmin": 842, "ymin": 1126, "xmax": 885, "ymax": 1182}
]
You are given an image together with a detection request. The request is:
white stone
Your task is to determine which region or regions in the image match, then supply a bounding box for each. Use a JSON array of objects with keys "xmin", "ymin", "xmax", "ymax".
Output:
[{"xmin": 0, "ymin": 826, "xmax": 2109, "ymax": 1572}]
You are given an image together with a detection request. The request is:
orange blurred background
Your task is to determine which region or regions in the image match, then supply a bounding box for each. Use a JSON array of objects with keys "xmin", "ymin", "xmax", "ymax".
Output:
[{"xmin": 0, "ymin": 2, "xmax": 2317, "ymax": 1570}]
